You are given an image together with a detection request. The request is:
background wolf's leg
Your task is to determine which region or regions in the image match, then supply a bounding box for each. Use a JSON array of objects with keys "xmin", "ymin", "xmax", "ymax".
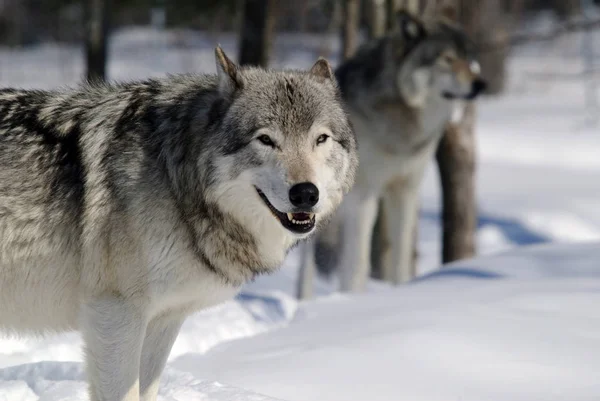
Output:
[
  {"xmin": 139, "ymin": 313, "xmax": 186, "ymax": 401},
  {"xmin": 380, "ymin": 177, "xmax": 420, "ymax": 285},
  {"xmin": 81, "ymin": 296, "xmax": 147, "ymax": 401},
  {"xmin": 297, "ymin": 238, "xmax": 317, "ymax": 300},
  {"xmin": 338, "ymin": 193, "xmax": 379, "ymax": 292}
]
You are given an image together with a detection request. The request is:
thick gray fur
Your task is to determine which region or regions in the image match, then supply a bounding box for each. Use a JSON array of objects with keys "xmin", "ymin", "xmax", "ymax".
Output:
[
  {"xmin": 306, "ymin": 9, "xmax": 486, "ymax": 291},
  {"xmin": 0, "ymin": 47, "xmax": 357, "ymax": 401}
]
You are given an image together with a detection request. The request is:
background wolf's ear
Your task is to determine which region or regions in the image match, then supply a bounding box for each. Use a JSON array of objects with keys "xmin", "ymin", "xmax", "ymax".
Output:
[
  {"xmin": 310, "ymin": 57, "xmax": 334, "ymax": 82},
  {"xmin": 439, "ymin": 4, "xmax": 458, "ymax": 23},
  {"xmin": 396, "ymin": 10, "xmax": 427, "ymax": 42},
  {"xmin": 215, "ymin": 46, "xmax": 242, "ymax": 93}
]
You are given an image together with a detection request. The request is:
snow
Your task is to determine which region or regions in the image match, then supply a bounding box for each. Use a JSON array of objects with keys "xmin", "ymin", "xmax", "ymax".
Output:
[
  {"xmin": 0, "ymin": 363, "xmax": 285, "ymax": 400},
  {"xmin": 1, "ymin": 22, "xmax": 600, "ymax": 401},
  {"xmin": 173, "ymin": 243, "xmax": 600, "ymax": 401}
]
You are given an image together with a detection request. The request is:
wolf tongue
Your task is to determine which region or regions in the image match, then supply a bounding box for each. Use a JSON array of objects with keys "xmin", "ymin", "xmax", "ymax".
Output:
[{"xmin": 292, "ymin": 212, "xmax": 310, "ymax": 221}]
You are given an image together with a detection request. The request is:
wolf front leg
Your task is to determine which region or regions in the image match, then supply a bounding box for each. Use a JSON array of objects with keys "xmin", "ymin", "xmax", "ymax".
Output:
[
  {"xmin": 338, "ymin": 193, "xmax": 379, "ymax": 292},
  {"xmin": 297, "ymin": 238, "xmax": 317, "ymax": 300},
  {"xmin": 139, "ymin": 312, "xmax": 186, "ymax": 401},
  {"xmin": 380, "ymin": 177, "xmax": 421, "ymax": 284},
  {"xmin": 81, "ymin": 296, "xmax": 147, "ymax": 401}
]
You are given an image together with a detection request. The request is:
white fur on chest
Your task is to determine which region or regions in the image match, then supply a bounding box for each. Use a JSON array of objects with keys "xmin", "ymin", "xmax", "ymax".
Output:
[
  {"xmin": 352, "ymin": 101, "xmax": 451, "ymax": 194},
  {"xmin": 138, "ymin": 224, "xmax": 241, "ymax": 320},
  {"xmin": 146, "ymin": 265, "xmax": 239, "ymax": 319},
  {"xmin": 420, "ymin": 97, "xmax": 452, "ymax": 138}
]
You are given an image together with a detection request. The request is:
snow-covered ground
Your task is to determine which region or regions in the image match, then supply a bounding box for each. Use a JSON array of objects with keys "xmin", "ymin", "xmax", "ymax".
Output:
[
  {"xmin": 0, "ymin": 21, "xmax": 599, "ymax": 400},
  {"xmin": 173, "ymin": 242, "xmax": 600, "ymax": 401}
]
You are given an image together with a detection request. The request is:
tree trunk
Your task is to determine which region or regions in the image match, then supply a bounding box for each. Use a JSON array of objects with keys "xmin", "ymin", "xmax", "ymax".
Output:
[
  {"xmin": 553, "ymin": 0, "xmax": 581, "ymax": 19},
  {"xmin": 436, "ymin": 103, "xmax": 477, "ymax": 263},
  {"xmin": 406, "ymin": 0, "xmax": 420, "ymax": 13},
  {"xmin": 387, "ymin": 0, "xmax": 419, "ymax": 29},
  {"xmin": 238, "ymin": 0, "xmax": 277, "ymax": 67},
  {"xmin": 368, "ymin": 0, "xmax": 388, "ymax": 39},
  {"xmin": 342, "ymin": 0, "xmax": 361, "ymax": 60},
  {"xmin": 319, "ymin": 0, "xmax": 343, "ymax": 59},
  {"xmin": 475, "ymin": 0, "xmax": 508, "ymax": 95},
  {"xmin": 6, "ymin": 0, "xmax": 25, "ymax": 46},
  {"xmin": 298, "ymin": 0, "xmax": 311, "ymax": 32},
  {"xmin": 434, "ymin": 0, "xmax": 481, "ymax": 265},
  {"xmin": 85, "ymin": 0, "xmax": 110, "ymax": 82},
  {"xmin": 386, "ymin": 0, "xmax": 398, "ymax": 31}
]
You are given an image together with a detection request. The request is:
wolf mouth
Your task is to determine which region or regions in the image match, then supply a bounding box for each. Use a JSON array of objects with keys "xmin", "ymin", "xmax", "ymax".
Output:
[{"xmin": 255, "ymin": 187, "xmax": 316, "ymax": 234}]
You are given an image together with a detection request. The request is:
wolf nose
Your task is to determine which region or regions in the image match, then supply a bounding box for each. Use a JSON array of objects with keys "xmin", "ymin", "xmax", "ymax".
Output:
[
  {"xmin": 289, "ymin": 182, "xmax": 319, "ymax": 208},
  {"xmin": 472, "ymin": 79, "xmax": 487, "ymax": 95}
]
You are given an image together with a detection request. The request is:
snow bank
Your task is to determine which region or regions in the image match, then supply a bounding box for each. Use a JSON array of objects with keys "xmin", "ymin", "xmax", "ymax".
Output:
[
  {"xmin": 0, "ymin": 290, "xmax": 298, "ymax": 370},
  {"xmin": 173, "ymin": 242, "xmax": 600, "ymax": 401},
  {"xmin": 0, "ymin": 362, "xmax": 284, "ymax": 401}
]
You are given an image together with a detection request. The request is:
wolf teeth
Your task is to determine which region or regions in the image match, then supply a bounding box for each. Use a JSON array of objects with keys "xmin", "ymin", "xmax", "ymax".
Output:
[{"xmin": 286, "ymin": 212, "xmax": 315, "ymax": 225}]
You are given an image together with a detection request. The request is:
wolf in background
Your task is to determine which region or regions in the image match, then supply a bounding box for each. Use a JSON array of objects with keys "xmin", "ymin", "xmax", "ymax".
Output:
[
  {"xmin": 0, "ymin": 47, "xmax": 357, "ymax": 401},
  {"xmin": 304, "ymin": 7, "xmax": 487, "ymax": 292}
]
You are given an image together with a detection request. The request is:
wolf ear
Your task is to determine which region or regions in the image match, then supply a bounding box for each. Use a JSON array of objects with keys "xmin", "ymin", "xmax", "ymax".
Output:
[
  {"xmin": 396, "ymin": 10, "xmax": 427, "ymax": 42},
  {"xmin": 310, "ymin": 57, "xmax": 334, "ymax": 81},
  {"xmin": 439, "ymin": 4, "xmax": 458, "ymax": 23},
  {"xmin": 215, "ymin": 46, "xmax": 242, "ymax": 93}
]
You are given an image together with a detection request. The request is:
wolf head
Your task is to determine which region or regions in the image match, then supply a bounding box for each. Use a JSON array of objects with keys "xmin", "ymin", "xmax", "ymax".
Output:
[
  {"xmin": 390, "ymin": 8, "xmax": 487, "ymax": 107},
  {"xmin": 203, "ymin": 47, "xmax": 358, "ymax": 248}
]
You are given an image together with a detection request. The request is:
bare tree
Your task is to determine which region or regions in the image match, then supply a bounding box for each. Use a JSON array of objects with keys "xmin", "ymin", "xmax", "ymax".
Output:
[
  {"xmin": 435, "ymin": 0, "xmax": 481, "ymax": 264},
  {"xmin": 238, "ymin": 0, "xmax": 277, "ymax": 67},
  {"xmin": 298, "ymin": 0, "xmax": 311, "ymax": 32},
  {"xmin": 85, "ymin": 0, "xmax": 111, "ymax": 82},
  {"xmin": 476, "ymin": 0, "xmax": 509, "ymax": 95},
  {"xmin": 4, "ymin": 0, "xmax": 26, "ymax": 46},
  {"xmin": 367, "ymin": 0, "xmax": 388, "ymax": 39},
  {"xmin": 554, "ymin": 0, "xmax": 581, "ymax": 19},
  {"xmin": 436, "ymin": 104, "xmax": 477, "ymax": 263},
  {"xmin": 342, "ymin": 0, "xmax": 361, "ymax": 60},
  {"xmin": 319, "ymin": 0, "xmax": 343, "ymax": 59},
  {"xmin": 386, "ymin": 0, "xmax": 399, "ymax": 31}
]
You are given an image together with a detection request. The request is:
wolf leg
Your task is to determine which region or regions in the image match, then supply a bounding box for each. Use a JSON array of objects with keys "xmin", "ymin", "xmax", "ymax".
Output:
[
  {"xmin": 81, "ymin": 296, "xmax": 147, "ymax": 401},
  {"xmin": 380, "ymin": 177, "xmax": 420, "ymax": 284},
  {"xmin": 297, "ymin": 238, "xmax": 317, "ymax": 300},
  {"xmin": 139, "ymin": 312, "xmax": 186, "ymax": 401},
  {"xmin": 338, "ymin": 193, "xmax": 379, "ymax": 292}
]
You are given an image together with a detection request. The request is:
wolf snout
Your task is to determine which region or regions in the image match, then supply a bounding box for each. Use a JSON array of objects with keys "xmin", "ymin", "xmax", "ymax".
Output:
[
  {"xmin": 470, "ymin": 79, "xmax": 487, "ymax": 97},
  {"xmin": 289, "ymin": 182, "xmax": 319, "ymax": 208}
]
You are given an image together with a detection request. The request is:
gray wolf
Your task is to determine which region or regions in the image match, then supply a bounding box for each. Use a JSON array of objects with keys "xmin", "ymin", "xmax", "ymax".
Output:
[
  {"xmin": 0, "ymin": 47, "xmax": 357, "ymax": 401},
  {"xmin": 303, "ymin": 9, "xmax": 486, "ymax": 292}
]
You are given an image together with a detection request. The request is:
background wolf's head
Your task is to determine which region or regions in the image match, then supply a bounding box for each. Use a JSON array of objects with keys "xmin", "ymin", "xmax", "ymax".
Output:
[
  {"xmin": 203, "ymin": 48, "xmax": 358, "ymax": 249},
  {"xmin": 394, "ymin": 9, "xmax": 487, "ymax": 107},
  {"xmin": 336, "ymin": 9, "xmax": 487, "ymax": 110}
]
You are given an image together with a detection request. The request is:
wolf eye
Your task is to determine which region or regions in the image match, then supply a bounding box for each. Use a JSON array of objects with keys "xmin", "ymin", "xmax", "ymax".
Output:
[
  {"xmin": 257, "ymin": 134, "xmax": 276, "ymax": 147},
  {"xmin": 316, "ymin": 134, "xmax": 329, "ymax": 145},
  {"xmin": 443, "ymin": 55, "xmax": 455, "ymax": 64}
]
